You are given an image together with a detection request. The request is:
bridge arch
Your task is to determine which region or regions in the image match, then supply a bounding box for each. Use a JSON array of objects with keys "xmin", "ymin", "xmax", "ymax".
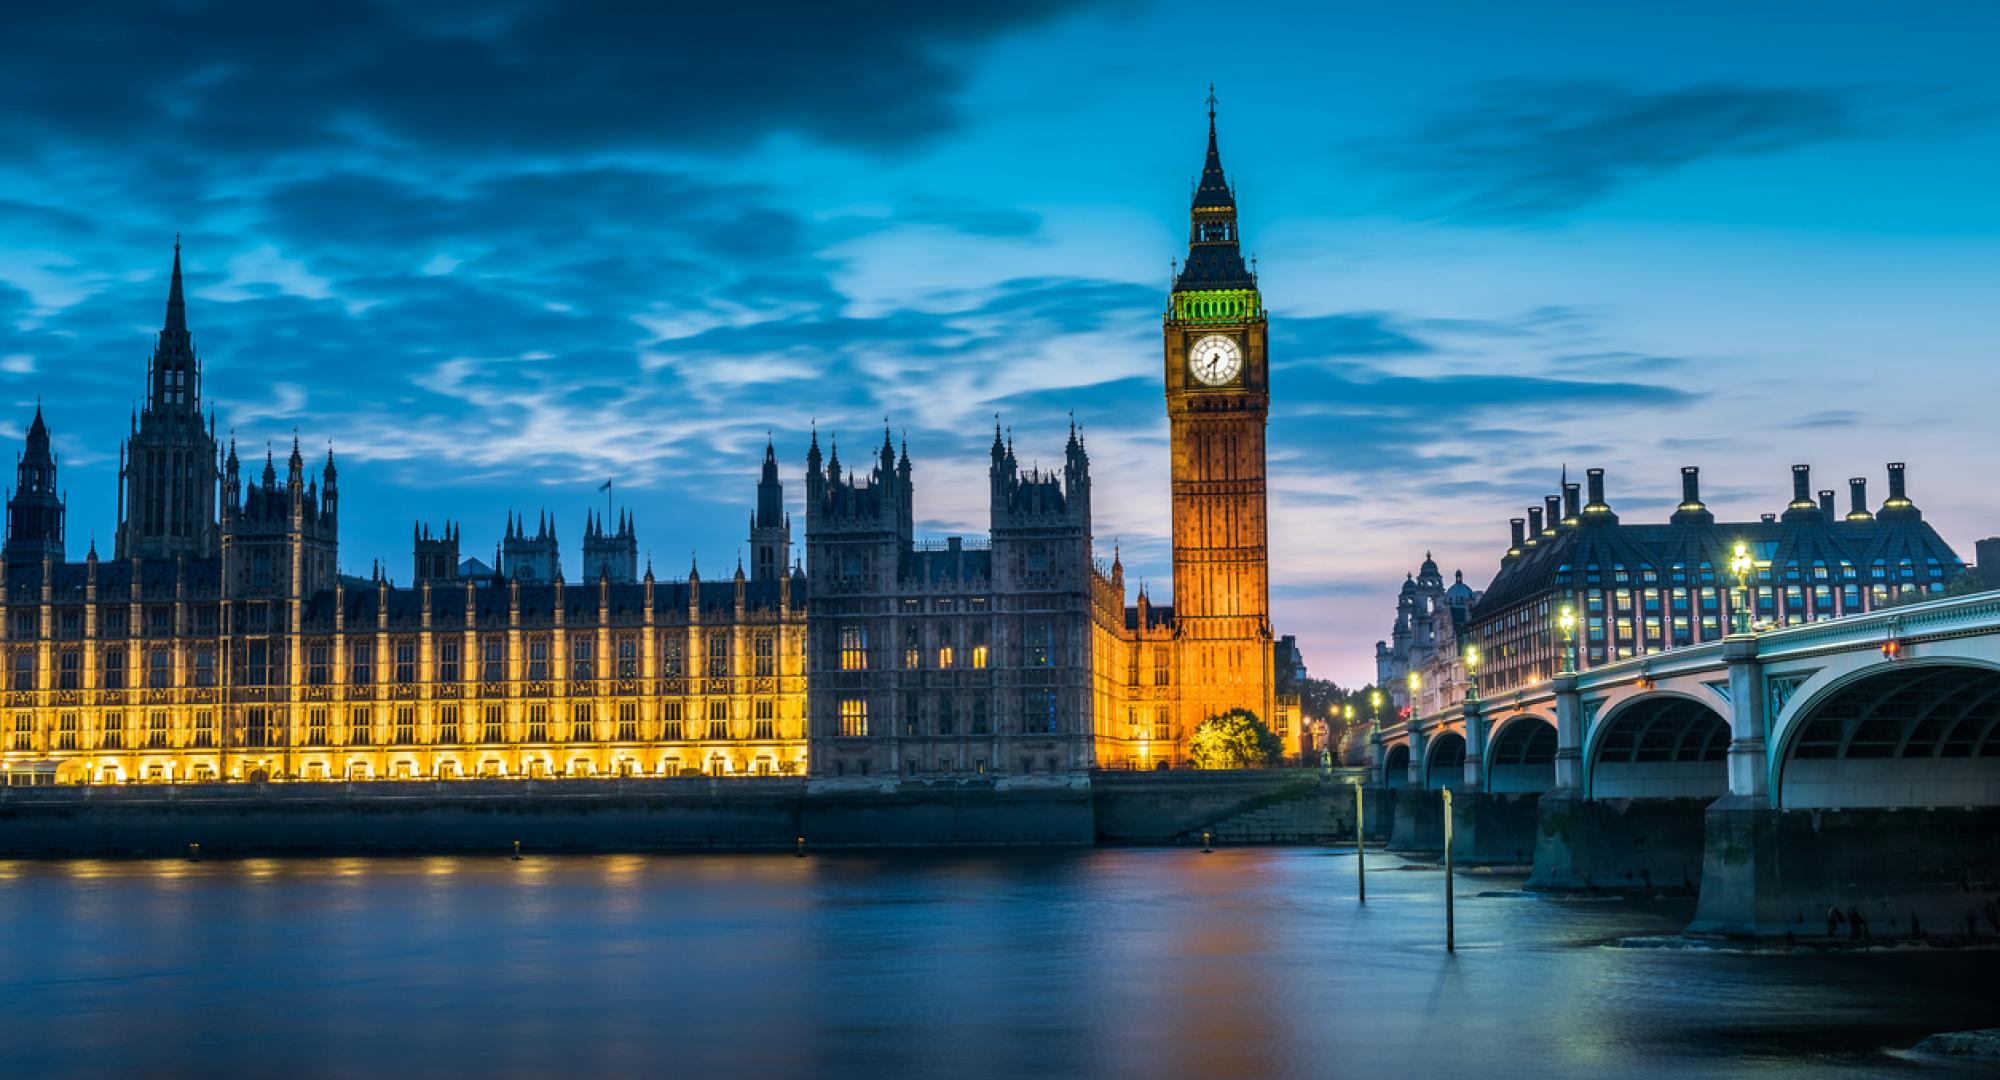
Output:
[
  {"xmin": 1485, "ymin": 713, "xmax": 1556, "ymax": 794},
  {"xmin": 1424, "ymin": 731, "xmax": 1466, "ymax": 791},
  {"xmin": 1382, "ymin": 743, "xmax": 1410, "ymax": 789},
  {"xmin": 1586, "ymin": 691, "xmax": 1729, "ymax": 800},
  {"xmin": 1774, "ymin": 659, "xmax": 2000, "ymax": 809}
]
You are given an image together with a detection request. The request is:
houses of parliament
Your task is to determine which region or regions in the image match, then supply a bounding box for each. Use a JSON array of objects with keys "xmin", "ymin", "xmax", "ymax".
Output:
[{"xmin": 0, "ymin": 108, "xmax": 1292, "ymax": 786}]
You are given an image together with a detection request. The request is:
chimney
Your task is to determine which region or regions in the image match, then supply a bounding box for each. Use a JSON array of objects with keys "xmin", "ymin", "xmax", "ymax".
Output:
[
  {"xmin": 1880, "ymin": 462, "xmax": 1920, "ymax": 520},
  {"xmin": 1672, "ymin": 465, "xmax": 1714, "ymax": 525},
  {"xmin": 1542, "ymin": 494, "xmax": 1561, "ymax": 535},
  {"xmin": 1508, "ymin": 518, "xmax": 1525, "ymax": 557},
  {"xmin": 1562, "ymin": 481, "xmax": 1581, "ymax": 526},
  {"xmin": 1525, "ymin": 506, "xmax": 1544, "ymax": 544},
  {"xmin": 1782, "ymin": 464, "xmax": 1821, "ymax": 521},
  {"xmin": 1581, "ymin": 468, "xmax": 1617, "ymax": 523},
  {"xmin": 1846, "ymin": 477, "xmax": 1873, "ymax": 521},
  {"xmin": 1818, "ymin": 489, "xmax": 1836, "ymax": 517}
]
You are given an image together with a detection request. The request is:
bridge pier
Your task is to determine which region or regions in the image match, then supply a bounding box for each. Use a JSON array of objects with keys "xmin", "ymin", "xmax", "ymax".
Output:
[
  {"xmin": 1387, "ymin": 783, "xmax": 1542, "ymax": 864},
  {"xmin": 1386, "ymin": 783, "xmax": 1443, "ymax": 853},
  {"xmin": 1527, "ymin": 791, "xmax": 1706, "ymax": 893},
  {"xmin": 1690, "ymin": 801, "xmax": 2000, "ymax": 938}
]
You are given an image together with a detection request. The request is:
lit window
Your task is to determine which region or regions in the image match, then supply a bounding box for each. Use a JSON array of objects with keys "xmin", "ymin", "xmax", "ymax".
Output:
[
  {"xmin": 839, "ymin": 626, "xmax": 868, "ymax": 671},
  {"xmin": 839, "ymin": 697, "xmax": 868, "ymax": 737}
]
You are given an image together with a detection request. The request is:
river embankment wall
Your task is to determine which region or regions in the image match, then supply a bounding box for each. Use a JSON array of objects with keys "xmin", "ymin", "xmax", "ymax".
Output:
[{"xmin": 0, "ymin": 769, "xmax": 1356, "ymax": 855}]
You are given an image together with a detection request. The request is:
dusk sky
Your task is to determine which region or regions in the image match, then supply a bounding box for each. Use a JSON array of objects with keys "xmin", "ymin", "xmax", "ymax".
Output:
[{"xmin": 3, "ymin": 1, "xmax": 1996, "ymax": 686}]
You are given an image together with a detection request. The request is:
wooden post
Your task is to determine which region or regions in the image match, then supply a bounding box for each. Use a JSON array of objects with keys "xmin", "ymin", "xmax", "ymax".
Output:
[
  {"xmin": 1354, "ymin": 782, "xmax": 1366, "ymax": 903},
  {"xmin": 1442, "ymin": 787, "xmax": 1455, "ymax": 952}
]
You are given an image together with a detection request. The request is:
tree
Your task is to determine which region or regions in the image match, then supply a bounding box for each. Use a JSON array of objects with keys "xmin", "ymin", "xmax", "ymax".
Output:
[{"xmin": 1188, "ymin": 708, "xmax": 1284, "ymax": 769}]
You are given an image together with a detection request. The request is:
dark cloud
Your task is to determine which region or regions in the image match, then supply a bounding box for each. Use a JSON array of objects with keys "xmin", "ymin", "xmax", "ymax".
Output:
[
  {"xmin": 1357, "ymin": 80, "xmax": 1872, "ymax": 221},
  {"xmin": 0, "ymin": 1, "xmax": 1098, "ymax": 161}
]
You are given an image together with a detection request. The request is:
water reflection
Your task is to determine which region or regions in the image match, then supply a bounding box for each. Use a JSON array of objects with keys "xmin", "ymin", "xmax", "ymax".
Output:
[{"xmin": 0, "ymin": 850, "xmax": 1992, "ymax": 1078}]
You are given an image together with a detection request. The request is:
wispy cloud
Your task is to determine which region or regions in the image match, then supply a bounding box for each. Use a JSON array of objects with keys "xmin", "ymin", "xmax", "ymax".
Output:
[{"xmin": 1356, "ymin": 80, "xmax": 1875, "ymax": 221}]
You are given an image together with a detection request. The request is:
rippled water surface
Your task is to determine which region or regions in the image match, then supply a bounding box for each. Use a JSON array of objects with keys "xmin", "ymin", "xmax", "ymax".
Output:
[{"xmin": 0, "ymin": 849, "xmax": 1993, "ymax": 1078}]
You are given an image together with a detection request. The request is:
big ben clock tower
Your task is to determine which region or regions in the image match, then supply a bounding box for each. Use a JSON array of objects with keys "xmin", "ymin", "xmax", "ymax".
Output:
[{"xmin": 1165, "ymin": 90, "xmax": 1275, "ymax": 732}]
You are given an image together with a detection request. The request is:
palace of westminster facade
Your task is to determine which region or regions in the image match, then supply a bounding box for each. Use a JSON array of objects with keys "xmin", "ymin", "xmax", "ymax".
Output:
[{"xmin": 0, "ymin": 108, "xmax": 1293, "ymax": 785}]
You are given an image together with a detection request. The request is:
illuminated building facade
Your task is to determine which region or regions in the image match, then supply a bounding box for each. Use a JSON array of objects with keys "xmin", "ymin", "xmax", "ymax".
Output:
[
  {"xmin": 1471, "ymin": 465, "xmax": 1966, "ymax": 695},
  {"xmin": 0, "ymin": 256, "xmax": 807, "ymax": 785}
]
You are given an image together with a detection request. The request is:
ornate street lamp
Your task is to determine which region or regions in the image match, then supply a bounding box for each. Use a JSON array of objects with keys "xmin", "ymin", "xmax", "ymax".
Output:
[
  {"xmin": 1369, "ymin": 688, "xmax": 1382, "ymax": 729},
  {"xmin": 1463, "ymin": 643, "xmax": 1481, "ymax": 703},
  {"xmin": 1729, "ymin": 541, "xmax": 1755, "ymax": 634},
  {"xmin": 1557, "ymin": 604, "xmax": 1577, "ymax": 675}
]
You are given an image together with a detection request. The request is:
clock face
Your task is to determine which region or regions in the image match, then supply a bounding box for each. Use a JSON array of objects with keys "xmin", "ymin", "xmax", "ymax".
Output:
[{"xmin": 1188, "ymin": 333, "xmax": 1243, "ymax": 386}]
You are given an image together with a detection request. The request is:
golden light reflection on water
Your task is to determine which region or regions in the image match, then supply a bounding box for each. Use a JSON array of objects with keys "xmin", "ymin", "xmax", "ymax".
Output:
[{"xmin": 600, "ymin": 854, "xmax": 644, "ymax": 881}]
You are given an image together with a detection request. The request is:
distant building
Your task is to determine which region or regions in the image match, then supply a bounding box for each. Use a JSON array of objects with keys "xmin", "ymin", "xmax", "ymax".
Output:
[
  {"xmin": 1976, "ymin": 538, "xmax": 2000, "ymax": 589},
  {"xmin": 1471, "ymin": 465, "xmax": 1965, "ymax": 695},
  {"xmin": 1374, "ymin": 553, "xmax": 1481, "ymax": 717}
]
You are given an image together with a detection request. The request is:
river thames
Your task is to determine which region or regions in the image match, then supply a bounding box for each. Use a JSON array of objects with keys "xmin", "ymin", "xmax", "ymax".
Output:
[{"xmin": 0, "ymin": 848, "xmax": 1993, "ymax": 1078}]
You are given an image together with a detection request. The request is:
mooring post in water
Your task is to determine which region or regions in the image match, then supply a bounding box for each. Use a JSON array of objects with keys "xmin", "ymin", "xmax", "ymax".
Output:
[
  {"xmin": 1442, "ymin": 787, "xmax": 1455, "ymax": 952},
  {"xmin": 1354, "ymin": 782, "xmax": 1366, "ymax": 903}
]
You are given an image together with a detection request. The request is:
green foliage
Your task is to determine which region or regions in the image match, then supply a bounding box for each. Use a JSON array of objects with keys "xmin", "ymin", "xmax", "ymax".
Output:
[{"xmin": 1188, "ymin": 708, "xmax": 1284, "ymax": 770}]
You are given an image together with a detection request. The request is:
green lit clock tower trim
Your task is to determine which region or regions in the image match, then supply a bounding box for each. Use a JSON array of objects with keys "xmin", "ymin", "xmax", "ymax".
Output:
[{"xmin": 1163, "ymin": 87, "xmax": 1276, "ymax": 734}]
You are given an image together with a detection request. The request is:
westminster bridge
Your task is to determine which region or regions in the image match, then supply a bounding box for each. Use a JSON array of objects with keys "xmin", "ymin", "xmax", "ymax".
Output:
[{"xmin": 1370, "ymin": 589, "xmax": 2000, "ymax": 936}]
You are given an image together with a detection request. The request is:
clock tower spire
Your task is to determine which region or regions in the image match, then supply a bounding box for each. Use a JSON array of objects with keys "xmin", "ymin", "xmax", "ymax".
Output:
[{"xmin": 1163, "ymin": 88, "xmax": 1274, "ymax": 733}]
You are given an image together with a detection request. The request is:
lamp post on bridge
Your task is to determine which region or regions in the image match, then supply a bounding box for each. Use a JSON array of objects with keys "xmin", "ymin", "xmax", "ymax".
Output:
[
  {"xmin": 1557, "ymin": 604, "xmax": 1578, "ymax": 676},
  {"xmin": 1729, "ymin": 541, "xmax": 1755, "ymax": 635},
  {"xmin": 1553, "ymin": 604, "xmax": 1583, "ymax": 790},
  {"xmin": 1463, "ymin": 644, "xmax": 1481, "ymax": 705}
]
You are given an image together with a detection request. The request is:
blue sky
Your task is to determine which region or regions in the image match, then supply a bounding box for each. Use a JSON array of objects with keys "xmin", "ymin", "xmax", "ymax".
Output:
[{"xmin": 2, "ymin": 1, "xmax": 1996, "ymax": 686}]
